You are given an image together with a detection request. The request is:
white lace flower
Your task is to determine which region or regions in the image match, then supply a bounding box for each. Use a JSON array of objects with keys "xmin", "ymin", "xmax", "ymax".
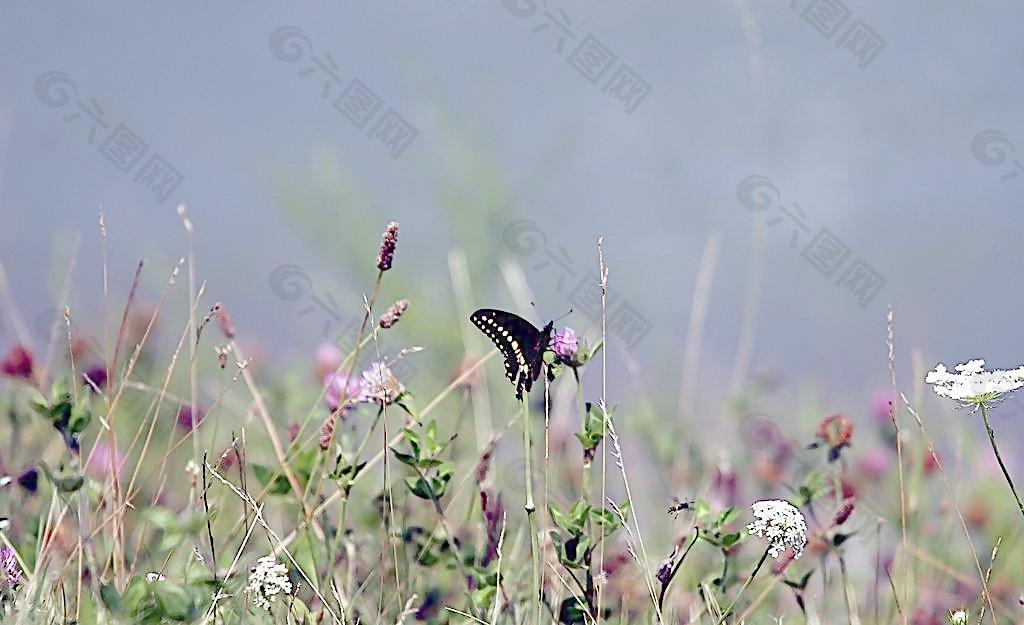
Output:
[
  {"xmin": 925, "ymin": 359, "xmax": 1024, "ymax": 404},
  {"xmin": 358, "ymin": 362, "xmax": 405, "ymax": 405},
  {"xmin": 747, "ymin": 500, "xmax": 807, "ymax": 560},
  {"xmin": 246, "ymin": 555, "xmax": 292, "ymax": 611},
  {"xmin": 949, "ymin": 609, "xmax": 969, "ymax": 625},
  {"xmin": 145, "ymin": 572, "xmax": 165, "ymax": 582}
]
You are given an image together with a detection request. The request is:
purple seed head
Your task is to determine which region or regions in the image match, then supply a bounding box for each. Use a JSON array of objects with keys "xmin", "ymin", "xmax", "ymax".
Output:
[
  {"xmin": 377, "ymin": 221, "xmax": 399, "ymax": 271},
  {"xmin": 379, "ymin": 299, "xmax": 409, "ymax": 329}
]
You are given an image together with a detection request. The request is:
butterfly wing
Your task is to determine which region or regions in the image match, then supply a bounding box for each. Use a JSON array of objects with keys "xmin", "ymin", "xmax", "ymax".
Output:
[{"xmin": 470, "ymin": 309, "xmax": 548, "ymax": 400}]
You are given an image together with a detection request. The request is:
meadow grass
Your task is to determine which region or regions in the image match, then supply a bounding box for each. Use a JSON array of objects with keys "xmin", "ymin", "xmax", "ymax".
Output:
[{"xmin": 0, "ymin": 216, "xmax": 1020, "ymax": 625}]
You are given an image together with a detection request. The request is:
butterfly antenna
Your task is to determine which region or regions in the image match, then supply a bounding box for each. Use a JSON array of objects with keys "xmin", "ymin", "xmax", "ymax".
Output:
[
  {"xmin": 529, "ymin": 300, "xmax": 546, "ymax": 323},
  {"xmin": 552, "ymin": 308, "xmax": 573, "ymax": 323}
]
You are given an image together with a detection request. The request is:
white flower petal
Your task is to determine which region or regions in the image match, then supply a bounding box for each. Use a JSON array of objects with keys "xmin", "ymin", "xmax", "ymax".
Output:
[
  {"xmin": 746, "ymin": 499, "xmax": 807, "ymax": 560},
  {"xmin": 926, "ymin": 360, "xmax": 1024, "ymax": 403}
]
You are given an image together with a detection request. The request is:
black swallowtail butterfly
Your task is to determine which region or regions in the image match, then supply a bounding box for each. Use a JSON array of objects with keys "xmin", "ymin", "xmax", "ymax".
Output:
[{"xmin": 470, "ymin": 308, "xmax": 553, "ymax": 400}]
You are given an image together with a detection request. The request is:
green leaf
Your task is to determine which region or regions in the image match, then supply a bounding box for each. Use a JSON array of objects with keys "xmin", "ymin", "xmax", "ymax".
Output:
[
  {"xmin": 142, "ymin": 508, "xmax": 180, "ymax": 533},
  {"xmin": 405, "ymin": 476, "xmax": 433, "ymax": 500},
  {"xmin": 154, "ymin": 582, "xmax": 195, "ymax": 620},
  {"xmin": 293, "ymin": 447, "xmax": 319, "ymax": 477},
  {"xmin": 38, "ymin": 461, "xmax": 84, "ymax": 493},
  {"xmin": 472, "ymin": 586, "xmax": 497, "ymax": 608},
  {"xmin": 100, "ymin": 582, "xmax": 123, "ymax": 614},
  {"xmin": 720, "ymin": 532, "xmax": 743, "ymax": 547},
  {"xmin": 402, "ymin": 428, "xmax": 422, "ymax": 456},
  {"xmin": 549, "ymin": 503, "xmax": 568, "ymax": 532},
  {"xmin": 432, "ymin": 465, "xmax": 454, "ymax": 498},
  {"xmin": 557, "ymin": 534, "xmax": 591, "ymax": 568},
  {"xmin": 396, "ymin": 392, "xmax": 420, "ymax": 422},
  {"xmin": 121, "ymin": 578, "xmax": 150, "ymax": 614},
  {"xmin": 288, "ymin": 597, "xmax": 314, "ymax": 622},
  {"xmin": 329, "ymin": 457, "xmax": 368, "ymax": 489},
  {"xmin": 251, "ymin": 464, "xmax": 291, "ymax": 495},
  {"xmin": 591, "ymin": 507, "xmax": 623, "ymax": 537},
  {"xmin": 694, "ymin": 499, "xmax": 711, "ymax": 521},
  {"xmin": 180, "ymin": 511, "xmax": 208, "ymax": 536},
  {"xmin": 392, "ymin": 449, "xmax": 419, "ymax": 468},
  {"xmin": 558, "ymin": 597, "xmax": 588, "ymax": 624},
  {"xmin": 569, "ymin": 499, "xmax": 592, "ymax": 531},
  {"xmin": 28, "ymin": 387, "xmax": 50, "ymax": 417},
  {"xmin": 715, "ymin": 507, "xmax": 738, "ymax": 529},
  {"xmin": 69, "ymin": 399, "xmax": 92, "ymax": 434}
]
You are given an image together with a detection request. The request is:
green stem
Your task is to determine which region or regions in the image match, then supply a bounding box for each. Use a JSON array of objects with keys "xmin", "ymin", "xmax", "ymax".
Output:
[
  {"xmin": 523, "ymin": 398, "xmax": 542, "ymax": 625},
  {"xmin": 979, "ymin": 403, "xmax": 1024, "ymax": 523},
  {"xmin": 573, "ymin": 368, "xmax": 591, "ymax": 504},
  {"xmin": 325, "ymin": 406, "xmax": 386, "ymax": 597},
  {"xmin": 717, "ymin": 547, "xmax": 770, "ymax": 624}
]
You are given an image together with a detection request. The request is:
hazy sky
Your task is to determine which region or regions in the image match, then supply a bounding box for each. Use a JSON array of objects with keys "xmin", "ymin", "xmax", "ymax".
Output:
[{"xmin": 2, "ymin": 2, "xmax": 1024, "ymax": 426}]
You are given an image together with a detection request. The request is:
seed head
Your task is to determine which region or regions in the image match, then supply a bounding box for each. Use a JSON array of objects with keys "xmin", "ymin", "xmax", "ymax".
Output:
[
  {"xmin": 377, "ymin": 221, "xmax": 399, "ymax": 271},
  {"xmin": 379, "ymin": 299, "xmax": 409, "ymax": 329}
]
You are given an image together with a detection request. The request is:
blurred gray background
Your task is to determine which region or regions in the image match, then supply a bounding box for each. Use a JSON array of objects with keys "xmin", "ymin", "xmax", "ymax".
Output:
[{"xmin": 2, "ymin": 1, "xmax": 1023, "ymax": 431}]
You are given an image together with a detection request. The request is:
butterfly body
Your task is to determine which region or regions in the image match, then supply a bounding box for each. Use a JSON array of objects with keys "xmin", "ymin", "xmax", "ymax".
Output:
[{"xmin": 470, "ymin": 308, "xmax": 553, "ymax": 400}]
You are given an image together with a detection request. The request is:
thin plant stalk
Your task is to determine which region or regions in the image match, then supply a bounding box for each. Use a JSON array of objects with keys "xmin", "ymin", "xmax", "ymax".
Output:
[
  {"xmin": 522, "ymin": 397, "xmax": 541, "ymax": 625},
  {"xmin": 325, "ymin": 405, "xmax": 387, "ymax": 595},
  {"xmin": 979, "ymin": 402, "xmax": 1024, "ymax": 522},
  {"xmin": 573, "ymin": 368, "xmax": 590, "ymax": 503},
  {"xmin": 717, "ymin": 547, "xmax": 770, "ymax": 625}
]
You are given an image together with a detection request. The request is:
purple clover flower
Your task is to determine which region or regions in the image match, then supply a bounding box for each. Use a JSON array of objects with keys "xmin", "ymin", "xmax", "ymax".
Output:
[
  {"xmin": 1, "ymin": 345, "xmax": 33, "ymax": 380},
  {"xmin": 176, "ymin": 404, "xmax": 206, "ymax": 432},
  {"xmin": 82, "ymin": 365, "xmax": 108, "ymax": 391},
  {"xmin": 870, "ymin": 390, "xmax": 894, "ymax": 425},
  {"xmin": 314, "ymin": 342, "xmax": 343, "ymax": 381},
  {"xmin": 324, "ymin": 372, "xmax": 361, "ymax": 413},
  {"xmin": 550, "ymin": 327, "xmax": 580, "ymax": 365},
  {"xmin": 358, "ymin": 361, "xmax": 405, "ymax": 405}
]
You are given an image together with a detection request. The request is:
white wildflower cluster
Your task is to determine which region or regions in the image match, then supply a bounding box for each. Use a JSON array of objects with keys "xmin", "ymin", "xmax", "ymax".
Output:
[
  {"xmin": 948, "ymin": 609, "xmax": 969, "ymax": 625},
  {"xmin": 145, "ymin": 572, "xmax": 165, "ymax": 582},
  {"xmin": 246, "ymin": 556, "xmax": 292, "ymax": 611},
  {"xmin": 925, "ymin": 359, "xmax": 1024, "ymax": 404},
  {"xmin": 747, "ymin": 500, "xmax": 807, "ymax": 560}
]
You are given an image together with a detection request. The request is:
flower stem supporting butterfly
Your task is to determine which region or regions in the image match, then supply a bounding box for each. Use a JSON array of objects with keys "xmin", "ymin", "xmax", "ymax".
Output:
[{"xmin": 522, "ymin": 397, "xmax": 542, "ymax": 625}]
